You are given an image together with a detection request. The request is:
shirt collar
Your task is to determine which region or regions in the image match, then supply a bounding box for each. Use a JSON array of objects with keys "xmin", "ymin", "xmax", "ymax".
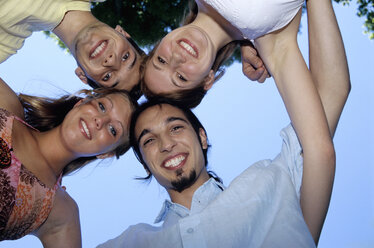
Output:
[{"xmin": 154, "ymin": 178, "xmax": 225, "ymax": 224}]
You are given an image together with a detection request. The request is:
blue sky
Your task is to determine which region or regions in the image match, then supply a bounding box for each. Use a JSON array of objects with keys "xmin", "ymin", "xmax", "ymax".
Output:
[{"xmin": 0, "ymin": 2, "xmax": 373, "ymax": 247}]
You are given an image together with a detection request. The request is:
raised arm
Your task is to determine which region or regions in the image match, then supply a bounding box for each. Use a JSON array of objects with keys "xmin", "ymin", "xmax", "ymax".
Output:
[
  {"xmin": 301, "ymin": 0, "xmax": 350, "ymax": 243},
  {"xmin": 33, "ymin": 187, "xmax": 82, "ymax": 248},
  {"xmin": 307, "ymin": 0, "xmax": 350, "ymax": 138},
  {"xmin": 254, "ymin": 10, "xmax": 335, "ymax": 244}
]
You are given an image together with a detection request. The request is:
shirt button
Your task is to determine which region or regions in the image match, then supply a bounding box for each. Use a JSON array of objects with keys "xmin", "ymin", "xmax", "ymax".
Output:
[{"xmin": 187, "ymin": 228, "xmax": 194, "ymax": 233}]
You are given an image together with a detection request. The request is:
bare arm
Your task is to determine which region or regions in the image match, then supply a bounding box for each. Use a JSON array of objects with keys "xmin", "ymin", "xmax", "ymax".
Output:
[
  {"xmin": 301, "ymin": 0, "xmax": 350, "ymax": 243},
  {"xmin": 307, "ymin": 0, "xmax": 350, "ymax": 138},
  {"xmin": 33, "ymin": 186, "xmax": 82, "ymax": 248},
  {"xmin": 254, "ymin": 10, "xmax": 335, "ymax": 244},
  {"xmin": 0, "ymin": 78, "xmax": 25, "ymax": 117}
]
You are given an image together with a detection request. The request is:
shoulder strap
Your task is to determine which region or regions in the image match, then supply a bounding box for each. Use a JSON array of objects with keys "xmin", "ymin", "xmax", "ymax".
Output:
[{"xmin": 13, "ymin": 114, "xmax": 39, "ymax": 132}]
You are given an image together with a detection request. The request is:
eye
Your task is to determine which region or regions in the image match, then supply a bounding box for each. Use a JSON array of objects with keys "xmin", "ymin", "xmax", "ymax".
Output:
[
  {"xmin": 157, "ymin": 56, "xmax": 166, "ymax": 64},
  {"xmin": 109, "ymin": 125, "xmax": 117, "ymax": 137},
  {"xmin": 177, "ymin": 73, "xmax": 187, "ymax": 82},
  {"xmin": 171, "ymin": 125, "xmax": 183, "ymax": 132},
  {"xmin": 98, "ymin": 102, "xmax": 106, "ymax": 112},
  {"xmin": 122, "ymin": 52, "xmax": 129, "ymax": 61},
  {"xmin": 143, "ymin": 138, "xmax": 154, "ymax": 146},
  {"xmin": 103, "ymin": 72, "xmax": 112, "ymax": 82}
]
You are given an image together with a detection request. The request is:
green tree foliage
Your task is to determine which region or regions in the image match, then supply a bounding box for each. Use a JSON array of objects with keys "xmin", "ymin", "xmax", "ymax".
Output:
[
  {"xmin": 91, "ymin": 0, "xmax": 191, "ymax": 48},
  {"xmin": 334, "ymin": 0, "xmax": 374, "ymax": 39}
]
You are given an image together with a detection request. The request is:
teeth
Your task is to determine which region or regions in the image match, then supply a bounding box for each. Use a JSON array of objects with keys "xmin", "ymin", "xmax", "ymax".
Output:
[
  {"xmin": 81, "ymin": 120, "xmax": 91, "ymax": 139},
  {"xmin": 165, "ymin": 155, "xmax": 185, "ymax": 168},
  {"xmin": 91, "ymin": 41, "xmax": 106, "ymax": 58},
  {"xmin": 180, "ymin": 41, "xmax": 197, "ymax": 57}
]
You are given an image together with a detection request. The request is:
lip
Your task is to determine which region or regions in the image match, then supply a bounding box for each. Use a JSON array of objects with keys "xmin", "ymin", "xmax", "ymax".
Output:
[
  {"xmin": 89, "ymin": 40, "xmax": 108, "ymax": 59},
  {"xmin": 79, "ymin": 119, "xmax": 92, "ymax": 140},
  {"xmin": 178, "ymin": 39, "xmax": 199, "ymax": 58},
  {"xmin": 162, "ymin": 153, "xmax": 188, "ymax": 170}
]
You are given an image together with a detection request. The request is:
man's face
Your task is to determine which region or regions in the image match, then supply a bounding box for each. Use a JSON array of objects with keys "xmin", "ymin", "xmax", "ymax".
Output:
[
  {"xmin": 135, "ymin": 104, "xmax": 210, "ymax": 193},
  {"xmin": 73, "ymin": 24, "xmax": 142, "ymax": 91}
]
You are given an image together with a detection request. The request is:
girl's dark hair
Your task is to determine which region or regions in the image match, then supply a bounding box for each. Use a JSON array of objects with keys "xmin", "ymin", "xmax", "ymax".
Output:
[
  {"xmin": 129, "ymin": 98, "xmax": 222, "ymax": 183},
  {"xmin": 18, "ymin": 88, "xmax": 138, "ymax": 176},
  {"xmin": 141, "ymin": 1, "xmax": 239, "ymax": 108}
]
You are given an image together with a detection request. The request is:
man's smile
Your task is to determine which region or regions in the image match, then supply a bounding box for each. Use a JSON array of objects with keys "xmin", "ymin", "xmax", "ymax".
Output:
[{"xmin": 162, "ymin": 153, "xmax": 188, "ymax": 170}]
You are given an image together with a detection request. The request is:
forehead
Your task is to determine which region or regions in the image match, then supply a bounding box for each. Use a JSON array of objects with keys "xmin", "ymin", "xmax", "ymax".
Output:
[
  {"xmin": 102, "ymin": 93, "xmax": 132, "ymax": 120},
  {"xmin": 135, "ymin": 104, "xmax": 189, "ymax": 133},
  {"xmin": 144, "ymin": 65, "xmax": 177, "ymax": 94},
  {"xmin": 116, "ymin": 56, "xmax": 141, "ymax": 90}
]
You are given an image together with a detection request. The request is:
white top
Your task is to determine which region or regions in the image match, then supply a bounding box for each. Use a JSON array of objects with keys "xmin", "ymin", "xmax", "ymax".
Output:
[
  {"xmin": 198, "ymin": 0, "xmax": 304, "ymax": 40},
  {"xmin": 0, "ymin": 0, "xmax": 92, "ymax": 63},
  {"xmin": 97, "ymin": 124, "xmax": 316, "ymax": 248}
]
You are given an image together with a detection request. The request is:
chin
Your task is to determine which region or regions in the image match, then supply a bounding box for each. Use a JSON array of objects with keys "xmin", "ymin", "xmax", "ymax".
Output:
[{"xmin": 171, "ymin": 170, "xmax": 197, "ymax": 193}]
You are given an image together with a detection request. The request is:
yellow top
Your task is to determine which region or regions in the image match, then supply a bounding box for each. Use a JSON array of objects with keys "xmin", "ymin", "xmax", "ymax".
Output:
[{"xmin": 0, "ymin": 0, "xmax": 93, "ymax": 63}]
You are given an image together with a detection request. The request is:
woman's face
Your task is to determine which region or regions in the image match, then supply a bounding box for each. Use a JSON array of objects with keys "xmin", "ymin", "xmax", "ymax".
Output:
[
  {"xmin": 144, "ymin": 25, "xmax": 216, "ymax": 95},
  {"xmin": 61, "ymin": 93, "xmax": 132, "ymax": 157}
]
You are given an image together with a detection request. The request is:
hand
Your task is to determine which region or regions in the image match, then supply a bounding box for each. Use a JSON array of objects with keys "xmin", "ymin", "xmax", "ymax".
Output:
[{"xmin": 240, "ymin": 41, "xmax": 270, "ymax": 83}]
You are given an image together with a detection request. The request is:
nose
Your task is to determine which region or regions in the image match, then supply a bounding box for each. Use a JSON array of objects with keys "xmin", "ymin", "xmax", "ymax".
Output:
[
  {"xmin": 103, "ymin": 52, "xmax": 116, "ymax": 67},
  {"xmin": 159, "ymin": 135, "xmax": 176, "ymax": 152},
  {"xmin": 170, "ymin": 52, "xmax": 186, "ymax": 66},
  {"xmin": 94, "ymin": 116, "xmax": 110, "ymax": 129}
]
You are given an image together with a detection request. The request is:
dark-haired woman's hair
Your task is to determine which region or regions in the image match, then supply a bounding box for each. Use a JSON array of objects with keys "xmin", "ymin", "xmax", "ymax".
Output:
[
  {"xmin": 141, "ymin": 1, "xmax": 239, "ymax": 108},
  {"xmin": 129, "ymin": 98, "xmax": 222, "ymax": 183},
  {"xmin": 18, "ymin": 88, "xmax": 138, "ymax": 176}
]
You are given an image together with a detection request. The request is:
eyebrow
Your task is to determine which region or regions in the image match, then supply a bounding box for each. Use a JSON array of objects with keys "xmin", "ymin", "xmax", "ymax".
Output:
[
  {"xmin": 104, "ymin": 96, "xmax": 114, "ymax": 110},
  {"xmin": 152, "ymin": 59, "xmax": 161, "ymax": 71},
  {"xmin": 166, "ymin": 116, "xmax": 188, "ymax": 124},
  {"xmin": 129, "ymin": 52, "xmax": 137, "ymax": 69},
  {"xmin": 108, "ymin": 96, "xmax": 125, "ymax": 134},
  {"xmin": 136, "ymin": 116, "xmax": 188, "ymax": 144},
  {"xmin": 137, "ymin": 129, "xmax": 150, "ymax": 145}
]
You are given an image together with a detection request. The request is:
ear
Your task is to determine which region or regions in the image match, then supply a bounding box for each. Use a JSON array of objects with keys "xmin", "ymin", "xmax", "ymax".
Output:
[
  {"xmin": 203, "ymin": 70, "xmax": 215, "ymax": 91},
  {"xmin": 75, "ymin": 67, "xmax": 88, "ymax": 85},
  {"xmin": 96, "ymin": 152, "xmax": 115, "ymax": 159},
  {"xmin": 198, "ymin": 128, "xmax": 208, "ymax": 149},
  {"xmin": 115, "ymin": 25, "xmax": 131, "ymax": 38}
]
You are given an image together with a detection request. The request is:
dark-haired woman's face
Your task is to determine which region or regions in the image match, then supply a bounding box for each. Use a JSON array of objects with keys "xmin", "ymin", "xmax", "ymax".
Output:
[{"xmin": 144, "ymin": 25, "xmax": 216, "ymax": 95}]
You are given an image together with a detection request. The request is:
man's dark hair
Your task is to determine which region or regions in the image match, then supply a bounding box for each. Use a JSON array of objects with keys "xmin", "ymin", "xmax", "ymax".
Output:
[{"xmin": 129, "ymin": 98, "xmax": 222, "ymax": 183}]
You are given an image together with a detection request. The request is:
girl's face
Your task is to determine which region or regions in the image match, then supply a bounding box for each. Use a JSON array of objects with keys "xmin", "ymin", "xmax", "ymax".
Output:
[
  {"xmin": 61, "ymin": 93, "xmax": 132, "ymax": 157},
  {"xmin": 144, "ymin": 25, "xmax": 216, "ymax": 95}
]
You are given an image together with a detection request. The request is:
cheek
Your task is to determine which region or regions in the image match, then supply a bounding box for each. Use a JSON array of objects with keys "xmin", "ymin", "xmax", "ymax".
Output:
[
  {"xmin": 139, "ymin": 146, "xmax": 153, "ymax": 167},
  {"xmin": 183, "ymin": 63, "xmax": 211, "ymax": 82},
  {"xmin": 95, "ymin": 132, "xmax": 115, "ymax": 149}
]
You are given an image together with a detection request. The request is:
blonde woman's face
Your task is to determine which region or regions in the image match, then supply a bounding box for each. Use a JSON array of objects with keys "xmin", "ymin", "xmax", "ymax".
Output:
[{"xmin": 61, "ymin": 93, "xmax": 132, "ymax": 157}]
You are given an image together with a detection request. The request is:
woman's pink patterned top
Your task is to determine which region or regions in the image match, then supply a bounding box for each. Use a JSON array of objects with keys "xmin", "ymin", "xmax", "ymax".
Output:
[{"xmin": 0, "ymin": 108, "xmax": 60, "ymax": 240}]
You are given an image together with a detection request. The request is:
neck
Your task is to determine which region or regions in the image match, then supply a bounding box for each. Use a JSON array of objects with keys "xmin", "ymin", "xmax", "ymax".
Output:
[
  {"xmin": 35, "ymin": 127, "xmax": 77, "ymax": 177},
  {"xmin": 167, "ymin": 170, "xmax": 210, "ymax": 209},
  {"xmin": 53, "ymin": 10, "xmax": 99, "ymax": 53},
  {"xmin": 189, "ymin": 12, "xmax": 233, "ymax": 54},
  {"xmin": 193, "ymin": 2, "xmax": 242, "ymax": 50}
]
